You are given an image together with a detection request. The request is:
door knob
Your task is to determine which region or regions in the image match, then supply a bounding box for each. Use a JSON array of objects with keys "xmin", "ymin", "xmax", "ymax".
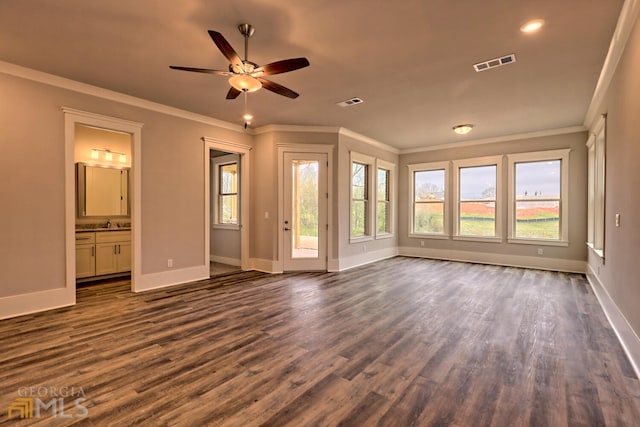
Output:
[{"xmin": 284, "ymin": 227, "xmax": 290, "ymax": 231}]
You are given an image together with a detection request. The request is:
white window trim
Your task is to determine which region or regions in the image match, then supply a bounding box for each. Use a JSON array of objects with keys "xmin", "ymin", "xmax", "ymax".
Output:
[
  {"xmin": 375, "ymin": 159, "xmax": 396, "ymax": 239},
  {"xmin": 350, "ymin": 151, "xmax": 375, "ymax": 243},
  {"xmin": 212, "ymin": 154, "xmax": 240, "ymax": 230},
  {"xmin": 587, "ymin": 115, "xmax": 606, "ymax": 259},
  {"xmin": 452, "ymin": 155, "xmax": 503, "ymax": 242},
  {"xmin": 506, "ymin": 149, "xmax": 570, "ymax": 247},
  {"xmin": 408, "ymin": 161, "xmax": 450, "ymax": 239}
]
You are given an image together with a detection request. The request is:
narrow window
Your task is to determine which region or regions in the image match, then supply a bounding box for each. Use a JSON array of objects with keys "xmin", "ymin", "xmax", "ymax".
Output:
[
  {"xmin": 377, "ymin": 167, "xmax": 390, "ymax": 234},
  {"xmin": 219, "ymin": 162, "xmax": 238, "ymax": 224},
  {"xmin": 351, "ymin": 161, "xmax": 368, "ymax": 237}
]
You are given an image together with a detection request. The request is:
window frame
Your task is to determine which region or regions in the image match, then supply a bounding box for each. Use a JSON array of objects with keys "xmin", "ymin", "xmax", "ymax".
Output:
[
  {"xmin": 212, "ymin": 154, "xmax": 240, "ymax": 230},
  {"xmin": 587, "ymin": 115, "xmax": 606, "ymax": 258},
  {"xmin": 375, "ymin": 159, "xmax": 396, "ymax": 239},
  {"xmin": 506, "ymin": 149, "xmax": 570, "ymax": 246},
  {"xmin": 452, "ymin": 155, "xmax": 503, "ymax": 242},
  {"xmin": 408, "ymin": 161, "xmax": 450, "ymax": 239},
  {"xmin": 350, "ymin": 151, "xmax": 375, "ymax": 242}
]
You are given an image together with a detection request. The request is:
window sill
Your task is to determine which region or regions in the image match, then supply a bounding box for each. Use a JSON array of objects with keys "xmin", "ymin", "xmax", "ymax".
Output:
[
  {"xmin": 375, "ymin": 233, "xmax": 394, "ymax": 240},
  {"xmin": 409, "ymin": 233, "xmax": 449, "ymax": 240},
  {"xmin": 508, "ymin": 238, "xmax": 569, "ymax": 247},
  {"xmin": 212, "ymin": 224, "xmax": 240, "ymax": 231},
  {"xmin": 452, "ymin": 236, "xmax": 502, "ymax": 243},
  {"xmin": 586, "ymin": 242, "xmax": 604, "ymax": 259},
  {"xmin": 350, "ymin": 236, "xmax": 373, "ymax": 244}
]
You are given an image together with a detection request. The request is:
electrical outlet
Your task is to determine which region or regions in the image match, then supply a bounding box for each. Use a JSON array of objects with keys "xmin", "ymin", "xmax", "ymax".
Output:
[
  {"xmin": 167, "ymin": 259, "xmax": 173, "ymax": 268},
  {"xmin": 537, "ymin": 248, "xmax": 544, "ymax": 256},
  {"xmin": 420, "ymin": 240, "xmax": 425, "ymax": 247},
  {"xmin": 362, "ymin": 244, "xmax": 367, "ymax": 252}
]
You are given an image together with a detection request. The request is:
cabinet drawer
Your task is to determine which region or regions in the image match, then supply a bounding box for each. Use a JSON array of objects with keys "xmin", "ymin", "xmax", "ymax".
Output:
[
  {"xmin": 96, "ymin": 230, "xmax": 131, "ymax": 243},
  {"xmin": 75, "ymin": 232, "xmax": 96, "ymax": 244}
]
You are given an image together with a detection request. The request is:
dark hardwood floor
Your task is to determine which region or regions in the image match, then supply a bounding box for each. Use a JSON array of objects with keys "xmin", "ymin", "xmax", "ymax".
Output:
[{"xmin": 1, "ymin": 257, "xmax": 639, "ymax": 426}]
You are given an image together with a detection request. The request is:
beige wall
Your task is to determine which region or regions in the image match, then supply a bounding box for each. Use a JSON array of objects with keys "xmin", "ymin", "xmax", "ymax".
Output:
[
  {"xmin": 398, "ymin": 132, "xmax": 589, "ymax": 262},
  {"xmin": 0, "ymin": 72, "xmax": 251, "ymax": 298},
  {"xmin": 588, "ymin": 10, "xmax": 640, "ymax": 335}
]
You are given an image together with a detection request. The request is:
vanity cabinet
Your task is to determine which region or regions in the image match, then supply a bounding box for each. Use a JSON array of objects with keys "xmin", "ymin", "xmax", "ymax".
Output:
[
  {"xmin": 75, "ymin": 230, "xmax": 131, "ymax": 280},
  {"xmin": 95, "ymin": 231, "xmax": 131, "ymax": 276},
  {"xmin": 75, "ymin": 232, "xmax": 96, "ymax": 278}
]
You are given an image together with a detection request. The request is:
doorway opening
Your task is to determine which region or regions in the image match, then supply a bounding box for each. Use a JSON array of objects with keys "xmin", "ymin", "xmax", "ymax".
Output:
[
  {"xmin": 64, "ymin": 108, "xmax": 142, "ymax": 296},
  {"xmin": 210, "ymin": 149, "xmax": 242, "ymax": 277},
  {"xmin": 203, "ymin": 137, "xmax": 252, "ymax": 276}
]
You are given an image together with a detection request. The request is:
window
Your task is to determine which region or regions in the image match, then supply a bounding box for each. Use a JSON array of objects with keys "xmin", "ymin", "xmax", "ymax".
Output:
[
  {"xmin": 587, "ymin": 115, "xmax": 606, "ymax": 256},
  {"xmin": 350, "ymin": 152, "xmax": 374, "ymax": 240},
  {"xmin": 212, "ymin": 154, "xmax": 239, "ymax": 227},
  {"xmin": 453, "ymin": 156, "xmax": 503, "ymax": 241},
  {"xmin": 376, "ymin": 159, "xmax": 395, "ymax": 237},
  {"xmin": 408, "ymin": 161, "xmax": 449, "ymax": 237},
  {"xmin": 507, "ymin": 149, "xmax": 570, "ymax": 245}
]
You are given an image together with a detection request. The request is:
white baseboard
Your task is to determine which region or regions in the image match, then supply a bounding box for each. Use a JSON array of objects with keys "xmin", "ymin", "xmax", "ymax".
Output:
[
  {"xmin": 133, "ymin": 265, "xmax": 209, "ymax": 292},
  {"xmin": 398, "ymin": 246, "xmax": 587, "ymax": 273},
  {"xmin": 586, "ymin": 265, "xmax": 640, "ymax": 380},
  {"xmin": 210, "ymin": 255, "xmax": 241, "ymax": 267},
  {"xmin": 335, "ymin": 247, "xmax": 399, "ymax": 272},
  {"xmin": 0, "ymin": 287, "xmax": 75, "ymax": 320},
  {"xmin": 250, "ymin": 258, "xmax": 281, "ymax": 274}
]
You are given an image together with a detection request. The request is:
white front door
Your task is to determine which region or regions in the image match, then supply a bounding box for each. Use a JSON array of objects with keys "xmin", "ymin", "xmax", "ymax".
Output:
[{"xmin": 283, "ymin": 152, "xmax": 328, "ymax": 271}]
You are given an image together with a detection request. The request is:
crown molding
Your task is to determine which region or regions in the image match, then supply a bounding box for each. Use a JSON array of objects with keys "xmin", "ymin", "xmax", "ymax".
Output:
[
  {"xmin": 253, "ymin": 124, "xmax": 400, "ymax": 154},
  {"xmin": 584, "ymin": 0, "xmax": 640, "ymax": 130},
  {"xmin": 0, "ymin": 60, "xmax": 244, "ymax": 133},
  {"xmin": 252, "ymin": 124, "xmax": 340, "ymax": 135},
  {"xmin": 399, "ymin": 125, "xmax": 586, "ymax": 155},
  {"xmin": 338, "ymin": 128, "xmax": 400, "ymax": 154}
]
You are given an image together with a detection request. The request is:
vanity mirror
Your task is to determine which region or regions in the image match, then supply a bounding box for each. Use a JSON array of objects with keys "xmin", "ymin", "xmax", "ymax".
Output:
[{"xmin": 76, "ymin": 163, "xmax": 130, "ymax": 218}]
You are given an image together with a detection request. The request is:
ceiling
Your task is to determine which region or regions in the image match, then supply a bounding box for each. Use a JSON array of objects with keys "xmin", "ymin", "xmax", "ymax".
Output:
[{"xmin": 0, "ymin": 0, "xmax": 625, "ymax": 150}]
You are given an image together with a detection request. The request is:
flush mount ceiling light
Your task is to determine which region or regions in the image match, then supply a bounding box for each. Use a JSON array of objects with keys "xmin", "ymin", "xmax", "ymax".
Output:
[
  {"xmin": 453, "ymin": 124, "xmax": 474, "ymax": 135},
  {"xmin": 520, "ymin": 19, "xmax": 545, "ymax": 33}
]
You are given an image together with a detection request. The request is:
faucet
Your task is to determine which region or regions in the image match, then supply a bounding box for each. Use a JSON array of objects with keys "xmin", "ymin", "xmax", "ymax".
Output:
[{"xmin": 105, "ymin": 219, "xmax": 111, "ymax": 229}]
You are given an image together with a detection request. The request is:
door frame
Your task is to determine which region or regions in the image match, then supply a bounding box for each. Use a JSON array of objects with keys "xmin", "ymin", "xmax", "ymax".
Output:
[
  {"xmin": 277, "ymin": 144, "xmax": 334, "ymax": 272},
  {"xmin": 203, "ymin": 137, "xmax": 252, "ymax": 271},
  {"xmin": 63, "ymin": 108, "xmax": 142, "ymax": 293}
]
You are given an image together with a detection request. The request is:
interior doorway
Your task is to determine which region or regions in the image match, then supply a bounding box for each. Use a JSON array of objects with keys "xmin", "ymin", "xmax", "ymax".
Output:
[
  {"xmin": 210, "ymin": 149, "xmax": 242, "ymax": 276},
  {"xmin": 203, "ymin": 137, "xmax": 252, "ymax": 275},
  {"xmin": 64, "ymin": 108, "xmax": 142, "ymax": 295}
]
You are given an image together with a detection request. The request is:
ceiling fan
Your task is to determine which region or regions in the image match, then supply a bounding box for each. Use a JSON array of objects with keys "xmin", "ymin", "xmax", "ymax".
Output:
[{"xmin": 170, "ymin": 24, "xmax": 310, "ymax": 100}]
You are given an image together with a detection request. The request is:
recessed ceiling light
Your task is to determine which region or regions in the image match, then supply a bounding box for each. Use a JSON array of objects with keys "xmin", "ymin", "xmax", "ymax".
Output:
[
  {"xmin": 520, "ymin": 19, "xmax": 545, "ymax": 33},
  {"xmin": 453, "ymin": 124, "xmax": 473, "ymax": 135}
]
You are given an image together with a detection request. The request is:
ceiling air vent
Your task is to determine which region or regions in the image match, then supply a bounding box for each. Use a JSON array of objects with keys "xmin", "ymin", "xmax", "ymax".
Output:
[
  {"xmin": 473, "ymin": 54, "xmax": 516, "ymax": 72},
  {"xmin": 336, "ymin": 97, "xmax": 364, "ymax": 107}
]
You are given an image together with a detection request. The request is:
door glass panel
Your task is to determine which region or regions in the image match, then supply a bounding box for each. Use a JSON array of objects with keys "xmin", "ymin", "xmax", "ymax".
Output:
[{"xmin": 291, "ymin": 160, "xmax": 319, "ymax": 258}]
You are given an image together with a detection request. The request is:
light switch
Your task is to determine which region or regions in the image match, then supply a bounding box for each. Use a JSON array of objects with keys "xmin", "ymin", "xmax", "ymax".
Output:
[
  {"xmin": 615, "ymin": 213, "xmax": 621, "ymax": 227},
  {"xmin": 264, "ymin": 211, "xmax": 269, "ymax": 219}
]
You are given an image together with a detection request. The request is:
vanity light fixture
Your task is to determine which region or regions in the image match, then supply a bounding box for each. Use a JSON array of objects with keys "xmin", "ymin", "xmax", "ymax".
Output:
[
  {"xmin": 453, "ymin": 124, "xmax": 474, "ymax": 135},
  {"xmin": 91, "ymin": 148, "xmax": 127, "ymax": 163}
]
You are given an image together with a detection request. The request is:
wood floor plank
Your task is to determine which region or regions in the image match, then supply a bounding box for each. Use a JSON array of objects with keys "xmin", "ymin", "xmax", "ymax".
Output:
[{"xmin": 1, "ymin": 258, "xmax": 639, "ymax": 426}]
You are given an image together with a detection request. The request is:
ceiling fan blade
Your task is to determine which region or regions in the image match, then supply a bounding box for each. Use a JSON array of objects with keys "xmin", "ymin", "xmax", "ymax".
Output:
[
  {"xmin": 254, "ymin": 57, "xmax": 310, "ymax": 76},
  {"xmin": 169, "ymin": 65, "xmax": 231, "ymax": 76},
  {"xmin": 208, "ymin": 30, "xmax": 242, "ymax": 68},
  {"xmin": 226, "ymin": 87, "xmax": 242, "ymax": 99},
  {"xmin": 257, "ymin": 78, "xmax": 299, "ymax": 99}
]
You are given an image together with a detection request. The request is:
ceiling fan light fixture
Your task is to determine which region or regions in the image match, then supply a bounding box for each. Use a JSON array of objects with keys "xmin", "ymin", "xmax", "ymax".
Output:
[
  {"xmin": 229, "ymin": 74, "xmax": 262, "ymax": 92},
  {"xmin": 453, "ymin": 124, "xmax": 474, "ymax": 135}
]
